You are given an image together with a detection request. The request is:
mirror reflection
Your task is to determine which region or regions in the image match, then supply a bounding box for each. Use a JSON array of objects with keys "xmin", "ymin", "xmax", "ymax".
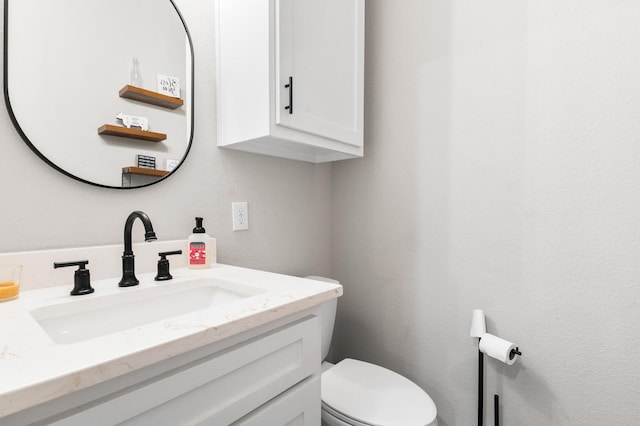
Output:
[{"xmin": 4, "ymin": 0, "xmax": 194, "ymax": 188}]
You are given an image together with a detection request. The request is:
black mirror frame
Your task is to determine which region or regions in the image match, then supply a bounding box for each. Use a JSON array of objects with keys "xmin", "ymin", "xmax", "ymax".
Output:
[{"xmin": 2, "ymin": 0, "xmax": 195, "ymax": 189}]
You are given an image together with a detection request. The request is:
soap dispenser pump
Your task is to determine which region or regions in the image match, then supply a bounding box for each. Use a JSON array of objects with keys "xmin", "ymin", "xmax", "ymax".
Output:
[{"xmin": 187, "ymin": 217, "xmax": 215, "ymax": 269}]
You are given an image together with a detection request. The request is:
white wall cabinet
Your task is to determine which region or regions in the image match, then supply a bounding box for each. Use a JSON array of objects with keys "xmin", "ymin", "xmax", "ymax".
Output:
[
  {"xmin": 215, "ymin": 0, "xmax": 364, "ymax": 163},
  {"xmin": 4, "ymin": 315, "xmax": 321, "ymax": 426}
]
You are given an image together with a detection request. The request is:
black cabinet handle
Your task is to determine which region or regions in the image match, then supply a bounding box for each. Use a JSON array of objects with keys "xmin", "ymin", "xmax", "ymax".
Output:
[{"xmin": 284, "ymin": 76, "xmax": 293, "ymax": 114}]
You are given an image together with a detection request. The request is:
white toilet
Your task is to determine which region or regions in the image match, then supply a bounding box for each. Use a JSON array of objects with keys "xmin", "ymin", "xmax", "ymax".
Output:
[{"xmin": 308, "ymin": 277, "xmax": 438, "ymax": 426}]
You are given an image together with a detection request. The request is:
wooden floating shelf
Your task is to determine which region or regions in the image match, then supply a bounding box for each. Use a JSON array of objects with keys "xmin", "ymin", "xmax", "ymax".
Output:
[
  {"xmin": 119, "ymin": 85, "xmax": 184, "ymax": 110},
  {"xmin": 98, "ymin": 124, "xmax": 166, "ymax": 142},
  {"xmin": 122, "ymin": 167, "xmax": 170, "ymax": 177}
]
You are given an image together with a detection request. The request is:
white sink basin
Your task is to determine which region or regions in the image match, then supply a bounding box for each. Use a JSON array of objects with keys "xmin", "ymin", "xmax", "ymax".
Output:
[{"xmin": 29, "ymin": 277, "xmax": 264, "ymax": 344}]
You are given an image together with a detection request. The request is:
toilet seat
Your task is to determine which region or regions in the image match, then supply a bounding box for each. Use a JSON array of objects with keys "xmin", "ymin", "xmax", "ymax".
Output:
[
  {"xmin": 321, "ymin": 358, "xmax": 438, "ymax": 426},
  {"xmin": 322, "ymin": 401, "xmax": 374, "ymax": 426}
]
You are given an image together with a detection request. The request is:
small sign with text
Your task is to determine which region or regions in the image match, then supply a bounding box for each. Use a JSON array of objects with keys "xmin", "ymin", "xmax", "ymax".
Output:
[{"xmin": 157, "ymin": 74, "xmax": 180, "ymax": 98}]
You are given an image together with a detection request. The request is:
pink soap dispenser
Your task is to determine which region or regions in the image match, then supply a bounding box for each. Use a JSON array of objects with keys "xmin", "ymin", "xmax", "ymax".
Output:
[{"xmin": 187, "ymin": 217, "xmax": 215, "ymax": 269}]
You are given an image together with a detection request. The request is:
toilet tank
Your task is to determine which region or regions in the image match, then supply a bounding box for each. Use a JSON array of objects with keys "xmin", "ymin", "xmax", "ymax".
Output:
[{"xmin": 305, "ymin": 276, "xmax": 338, "ymax": 361}]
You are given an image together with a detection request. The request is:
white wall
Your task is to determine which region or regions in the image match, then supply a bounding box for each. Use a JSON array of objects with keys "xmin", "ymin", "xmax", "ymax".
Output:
[
  {"xmin": 0, "ymin": 0, "xmax": 333, "ymax": 279},
  {"xmin": 332, "ymin": 1, "xmax": 640, "ymax": 425}
]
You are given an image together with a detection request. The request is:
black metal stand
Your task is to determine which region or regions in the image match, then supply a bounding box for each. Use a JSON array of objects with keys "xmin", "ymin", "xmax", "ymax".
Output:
[
  {"xmin": 478, "ymin": 346, "xmax": 484, "ymax": 426},
  {"xmin": 475, "ymin": 332, "xmax": 521, "ymax": 426}
]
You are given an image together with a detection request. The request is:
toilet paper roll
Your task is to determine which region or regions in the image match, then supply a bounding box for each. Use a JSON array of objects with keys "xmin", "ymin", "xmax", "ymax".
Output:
[{"xmin": 479, "ymin": 333, "xmax": 519, "ymax": 365}]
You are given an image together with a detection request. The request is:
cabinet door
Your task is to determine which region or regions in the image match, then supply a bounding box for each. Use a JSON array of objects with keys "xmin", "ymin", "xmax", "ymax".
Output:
[{"xmin": 276, "ymin": 0, "xmax": 363, "ymax": 147}]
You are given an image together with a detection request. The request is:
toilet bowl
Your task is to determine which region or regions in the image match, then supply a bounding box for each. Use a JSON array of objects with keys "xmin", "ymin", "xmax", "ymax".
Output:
[{"xmin": 306, "ymin": 276, "xmax": 438, "ymax": 426}]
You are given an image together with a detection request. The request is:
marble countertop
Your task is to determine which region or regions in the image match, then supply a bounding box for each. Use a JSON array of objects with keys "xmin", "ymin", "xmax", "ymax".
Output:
[{"xmin": 0, "ymin": 264, "xmax": 342, "ymax": 417}]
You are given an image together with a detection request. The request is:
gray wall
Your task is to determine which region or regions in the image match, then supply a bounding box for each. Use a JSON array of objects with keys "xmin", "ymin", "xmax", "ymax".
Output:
[
  {"xmin": 332, "ymin": 1, "xmax": 640, "ymax": 425},
  {"xmin": 0, "ymin": 0, "xmax": 333, "ymax": 279}
]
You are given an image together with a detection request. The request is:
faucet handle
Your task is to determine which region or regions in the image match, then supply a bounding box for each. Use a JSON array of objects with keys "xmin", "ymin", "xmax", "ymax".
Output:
[
  {"xmin": 53, "ymin": 260, "xmax": 94, "ymax": 296},
  {"xmin": 155, "ymin": 250, "xmax": 183, "ymax": 281}
]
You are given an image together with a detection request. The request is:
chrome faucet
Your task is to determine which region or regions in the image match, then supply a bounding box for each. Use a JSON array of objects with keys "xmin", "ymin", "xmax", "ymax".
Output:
[{"xmin": 119, "ymin": 211, "xmax": 157, "ymax": 287}]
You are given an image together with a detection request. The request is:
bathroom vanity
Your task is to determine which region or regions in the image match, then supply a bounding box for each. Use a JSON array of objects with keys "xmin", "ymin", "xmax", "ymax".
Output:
[{"xmin": 0, "ymin": 253, "xmax": 341, "ymax": 425}]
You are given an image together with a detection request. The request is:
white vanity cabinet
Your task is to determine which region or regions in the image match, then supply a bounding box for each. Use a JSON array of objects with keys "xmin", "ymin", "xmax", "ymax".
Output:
[
  {"xmin": 215, "ymin": 0, "xmax": 365, "ymax": 163},
  {"xmin": 3, "ymin": 315, "xmax": 321, "ymax": 426}
]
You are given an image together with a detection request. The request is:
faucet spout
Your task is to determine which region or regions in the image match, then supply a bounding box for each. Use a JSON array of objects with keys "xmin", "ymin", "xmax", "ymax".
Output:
[{"xmin": 119, "ymin": 211, "xmax": 157, "ymax": 287}]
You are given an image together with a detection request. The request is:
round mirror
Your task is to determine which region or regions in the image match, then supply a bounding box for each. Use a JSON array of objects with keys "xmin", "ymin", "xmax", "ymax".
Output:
[{"xmin": 4, "ymin": 0, "xmax": 194, "ymax": 189}]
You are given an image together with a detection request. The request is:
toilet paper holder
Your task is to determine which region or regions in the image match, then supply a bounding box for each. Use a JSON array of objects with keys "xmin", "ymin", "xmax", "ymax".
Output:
[
  {"xmin": 509, "ymin": 347, "xmax": 522, "ymax": 360},
  {"xmin": 470, "ymin": 309, "xmax": 522, "ymax": 363},
  {"xmin": 470, "ymin": 310, "xmax": 522, "ymax": 426}
]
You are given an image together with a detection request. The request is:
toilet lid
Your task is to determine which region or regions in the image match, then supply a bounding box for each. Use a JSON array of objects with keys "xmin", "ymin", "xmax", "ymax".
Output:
[{"xmin": 321, "ymin": 358, "xmax": 437, "ymax": 426}]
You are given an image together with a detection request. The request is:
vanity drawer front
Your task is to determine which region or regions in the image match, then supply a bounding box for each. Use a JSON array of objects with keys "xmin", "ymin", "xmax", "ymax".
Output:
[
  {"xmin": 232, "ymin": 376, "xmax": 320, "ymax": 426},
  {"xmin": 50, "ymin": 315, "xmax": 320, "ymax": 426}
]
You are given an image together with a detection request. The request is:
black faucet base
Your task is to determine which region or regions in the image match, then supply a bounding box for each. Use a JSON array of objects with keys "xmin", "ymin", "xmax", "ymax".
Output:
[
  {"xmin": 119, "ymin": 253, "xmax": 139, "ymax": 287},
  {"xmin": 118, "ymin": 279, "xmax": 140, "ymax": 287},
  {"xmin": 71, "ymin": 287, "xmax": 96, "ymax": 295}
]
